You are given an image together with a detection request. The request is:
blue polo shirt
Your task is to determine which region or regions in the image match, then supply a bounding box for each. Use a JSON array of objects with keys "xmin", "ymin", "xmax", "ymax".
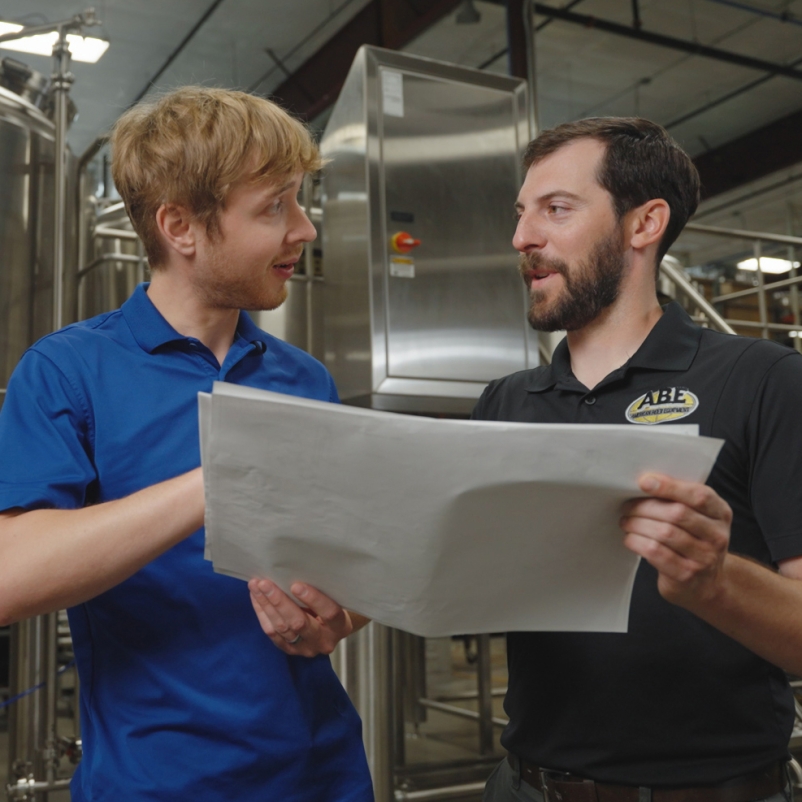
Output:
[{"xmin": 0, "ymin": 284, "xmax": 373, "ymax": 802}]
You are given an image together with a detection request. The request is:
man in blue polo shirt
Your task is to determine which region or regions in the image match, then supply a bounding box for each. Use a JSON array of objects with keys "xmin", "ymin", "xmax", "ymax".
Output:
[{"xmin": 0, "ymin": 87, "xmax": 373, "ymax": 801}]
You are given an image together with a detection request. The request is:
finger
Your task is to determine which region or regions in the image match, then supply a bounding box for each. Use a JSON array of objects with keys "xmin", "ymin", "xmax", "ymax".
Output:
[
  {"xmin": 249, "ymin": 584, "xmax": 294, "ymax": 638},
  {"xmin": 621, "ymin": 498, "xmax": 725, "ymax": 546},
  {"xmin": 249, "ymin": 586, "xmax": 279, "ymax": 637},
  {"xmin": 290, "ymin": 583, "xmax": 350, "ymax": 635},
  {"xmin": 249, "ymin": 588, "xmax": 303, "ymax": 647},
  {"xmin": 291, "ymin": 618, "xmax": 334, "ymax": 658},
  {"xmin": 620, "ymin": 513, "xmax": 721, "ymax": 564},
  {"xmin": 249, "ymin": 588, "xmax": 313, "ymax": 655},
  {"xmin": 638, "ymin": 474, "xmax": 732, "ymax": 524},
  {"xmin": 623, "ymin": 531, "xmax": 704, "ymax": 584},
  {"xmin": 251, "ymin": 579, "xmax": 308, "ymax": 641}
]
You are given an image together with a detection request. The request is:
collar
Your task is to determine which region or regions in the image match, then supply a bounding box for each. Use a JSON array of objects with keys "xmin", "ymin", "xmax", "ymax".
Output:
[
  {"xmin": 121, "ymin": 283, "xmax": 270, "ymax": 354},
  {"xmin": 526, "ymin": 302, "xmax": 702, "ymax": 393}
]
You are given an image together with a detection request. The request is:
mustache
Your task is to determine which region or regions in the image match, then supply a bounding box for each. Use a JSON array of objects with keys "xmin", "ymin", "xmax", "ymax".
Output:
[
  {"xmin": 518, "ymin": 252, "xmax": 568, "ymax": 282},
  {"xmin": 275, "ymin": 248, "xmax": 305, "ymax": 264}
]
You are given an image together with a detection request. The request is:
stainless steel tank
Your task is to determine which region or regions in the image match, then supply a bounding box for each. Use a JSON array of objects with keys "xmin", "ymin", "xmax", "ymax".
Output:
[
  {"xmin": 0, "ymin": 84, "xmax": 56, "ymax": 408},
  {"xmin": 0, "ymin": 75, "xmax": 77, "ymax": 411},
  {"xmin": 0, "ymin": 61, "xmax": 79, "ymax": 794}
]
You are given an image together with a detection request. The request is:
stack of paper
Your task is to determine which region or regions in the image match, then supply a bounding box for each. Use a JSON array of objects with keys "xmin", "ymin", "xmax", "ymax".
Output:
[{"xmin": 199, "ymin": 383, "xmax": 723, "ymax": 637}]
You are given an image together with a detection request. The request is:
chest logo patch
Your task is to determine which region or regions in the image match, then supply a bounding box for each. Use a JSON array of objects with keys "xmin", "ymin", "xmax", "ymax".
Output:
[{"xmin": 625, "ymin": 387, "xmax": 699, "ymax": 425}]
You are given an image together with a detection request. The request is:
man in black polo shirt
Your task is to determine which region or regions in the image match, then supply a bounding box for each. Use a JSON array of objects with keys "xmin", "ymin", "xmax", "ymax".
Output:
[{"xmin": 477, "ymin": 117, "xmax": 802, "ymax": 802}]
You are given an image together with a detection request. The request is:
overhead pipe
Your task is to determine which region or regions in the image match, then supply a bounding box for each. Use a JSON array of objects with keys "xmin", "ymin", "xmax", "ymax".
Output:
[
  {"xmin": 132, "ymin": 0, "xmax": 226, "ymax": 103},
  {"xmin": 491, "ymin": 0, "xmax": 586, "ymax": 83},
  {"xmin": 665, "ymin": 56, "xmax": 802, "ymax": 130},
  {"xmin": 531, "ymin": 3, "xmax": 802, "ymax": 82},
  {"xmin": 703, "ymin": 0, "xmax": 802, "ymax": 28},
  {"xmin": 631, "ymin": 0, "xmax": 642, "ymax": 30},
  {"xmin": 523, "ymin": 0, "xmax": 538, "ymax": 139},
  {"xmin": 684, "ymin": 222, "xmax": 802, "ymax": 247}
]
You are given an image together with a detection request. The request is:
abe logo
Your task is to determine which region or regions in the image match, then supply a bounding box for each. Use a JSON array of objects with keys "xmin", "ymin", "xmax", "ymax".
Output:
[{"xmin": 625, "ymin": 387, "xmax": 699, "ymax": 425}]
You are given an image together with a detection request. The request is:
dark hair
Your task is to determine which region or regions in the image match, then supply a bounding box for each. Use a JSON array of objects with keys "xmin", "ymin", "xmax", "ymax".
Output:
[{"xmin": 522, "ymin": 117, "xmax": 699, "ymax": 265}]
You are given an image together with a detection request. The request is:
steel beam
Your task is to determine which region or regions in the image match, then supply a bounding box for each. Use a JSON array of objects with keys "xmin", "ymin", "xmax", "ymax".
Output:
[
  {"xmin": 531, "ymin": 3, "xmax": 802, "ymax": 82},
  {"xmin": 268, "ymin": 0, "xmax": 462, "ymax": 119},
  {"xmin": 693, "ymin": 106, "xmax": 802, "ymax": 199},
  {"xmin": 506, "ymin": 0, "xmax": 527, "ymax": 79}
]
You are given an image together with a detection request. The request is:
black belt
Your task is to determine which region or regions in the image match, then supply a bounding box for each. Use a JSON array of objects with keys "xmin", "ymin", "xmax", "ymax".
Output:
[{"xmin": 506, "ymin": 755, "xmax": 788, "ymax": 802}]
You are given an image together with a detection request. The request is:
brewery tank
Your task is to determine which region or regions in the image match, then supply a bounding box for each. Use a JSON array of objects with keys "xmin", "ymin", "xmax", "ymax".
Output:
[{"xmin": 0, "ymin": 61, "xmax": 78, "ymax": 410}]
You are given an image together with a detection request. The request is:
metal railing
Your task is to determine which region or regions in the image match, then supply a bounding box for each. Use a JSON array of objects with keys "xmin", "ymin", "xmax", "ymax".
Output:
[
  {"xmin": 415, "ymin": 635, "xmax": 504, "ymax": 753},
  {"xmin": 660, "ymin": 256, "xmax": 735, "ymax": 334},
  {"xmin": 676, "ymin": 222, "xmax": 802, "ymax": 343},
  {"xmin": 76, "ymin": 210, "xmax": 147, "ymax": 322}
]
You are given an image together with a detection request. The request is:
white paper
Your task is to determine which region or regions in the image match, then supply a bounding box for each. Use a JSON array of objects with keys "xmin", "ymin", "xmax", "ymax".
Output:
[
  {"xmin": 382, "ymin": 69, "xmax": 404, "ymax": 117},
  {"xmin": 199, "ymin": 392, "xmax": 213, "ymax": 560},
  {"xmin": 200, "ymin": 383, "xmax": 723, "ymax": 637}
]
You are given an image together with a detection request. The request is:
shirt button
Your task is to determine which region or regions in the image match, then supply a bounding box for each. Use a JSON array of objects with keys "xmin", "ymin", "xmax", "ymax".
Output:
[{"xmin": 584, "ymin": 395, "xmax": 596, "ymax": 405}]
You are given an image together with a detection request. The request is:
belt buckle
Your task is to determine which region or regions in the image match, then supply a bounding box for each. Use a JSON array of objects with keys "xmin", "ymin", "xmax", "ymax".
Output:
[
  {"xmin": 540, "ymin": 770, "xmax": 551, "ymax": 802},
  {"xmin": 540, "ymin": 768, "xmax": 563, "ymax": 802},
  {"xmin": 540, "ymin": 768, "xmax": 595, "ymax": 802}
]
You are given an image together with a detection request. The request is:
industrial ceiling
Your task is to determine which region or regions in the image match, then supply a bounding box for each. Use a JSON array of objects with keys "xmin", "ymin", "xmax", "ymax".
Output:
[{"xmin": 2, "ymin": 0, "xmax": 801, "ymax": 268}]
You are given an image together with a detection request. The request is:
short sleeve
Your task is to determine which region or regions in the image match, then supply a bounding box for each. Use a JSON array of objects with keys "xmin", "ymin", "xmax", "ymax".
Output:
[
  {"xmin": 327, "ymin": 372, "xmax": 340, "ymax": 404},
  {"xmin": 0, "ymin": 348, "xmax": 97, "ymax": 512},
  {"xmin": 748, "ymin": 351, "xmax": 802, "ymax": 562}
]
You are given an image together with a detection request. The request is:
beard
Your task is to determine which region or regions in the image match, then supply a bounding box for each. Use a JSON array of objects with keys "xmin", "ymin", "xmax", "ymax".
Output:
[
  {"xmin": 519, "ymin": 227, "xmax": 626, "ymax": 332},
  {"xmin": 196, "ymin": 273, "xmax": 289, "ymax": 312},
  {"xmin": 192, "ymin": 245, "xmax": 300, "ymax": 312}
]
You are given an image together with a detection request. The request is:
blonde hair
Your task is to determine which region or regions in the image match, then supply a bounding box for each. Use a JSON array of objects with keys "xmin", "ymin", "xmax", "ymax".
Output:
[{"xmin": 110, "ymin": 86, "xmax": 323, "ymax": 267}]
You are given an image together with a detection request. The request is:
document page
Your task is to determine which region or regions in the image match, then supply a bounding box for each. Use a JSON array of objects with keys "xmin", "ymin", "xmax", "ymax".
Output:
[{"xmin": 200, "ymin": 383, "xmax": 723, "ymax": 637}]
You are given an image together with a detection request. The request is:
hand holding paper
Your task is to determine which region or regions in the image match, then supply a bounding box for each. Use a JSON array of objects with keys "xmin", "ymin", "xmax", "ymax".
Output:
[
  {"xmin": 248, "ymin": 578, "xmax": 355, "ymax": 657},
  {"xmin": 621, "ymin": 473, "xmax": 733, "ymax": 610},
  {"xmin": 200, "ymin": 383, "xmax": 725, "ymax": 637}
]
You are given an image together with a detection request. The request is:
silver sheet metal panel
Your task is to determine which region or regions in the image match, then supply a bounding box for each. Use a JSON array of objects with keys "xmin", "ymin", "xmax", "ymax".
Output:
[
  {"xmin": 0, "ymin": 86, "xmax": 56, "ymax": 401},
  {"xmin": 321, "ymin": 45, "xmax": 535, "ymax": 415},
  {"xmin": 0, "ymin": 74, "xmax": 78, "ymax": 412}
]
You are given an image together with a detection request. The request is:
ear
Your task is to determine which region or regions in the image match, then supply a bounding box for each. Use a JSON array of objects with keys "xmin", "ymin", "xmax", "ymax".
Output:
[
  {"xmin": 155, "ymin": 203, "xmax": 197, "ymax": 258},
  {"xmin": 627, "ymin": 199, "xmax": 670, "ymax": 252}
]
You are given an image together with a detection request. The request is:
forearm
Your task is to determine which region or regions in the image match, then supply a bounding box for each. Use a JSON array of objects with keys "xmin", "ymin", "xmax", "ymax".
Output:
[
  {"xmin": 0, "ymin": 467, "xmax": 204, "ymax": 624},
  {"xmin": 685, "ymin": 553, "xmax": 802, "ymax": 675}
]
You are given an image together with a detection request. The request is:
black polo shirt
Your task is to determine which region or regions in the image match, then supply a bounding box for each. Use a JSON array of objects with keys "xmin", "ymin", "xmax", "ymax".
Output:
[{"xmin": 472, "ymin": 302, "xmax": 802, "ymax": 786}]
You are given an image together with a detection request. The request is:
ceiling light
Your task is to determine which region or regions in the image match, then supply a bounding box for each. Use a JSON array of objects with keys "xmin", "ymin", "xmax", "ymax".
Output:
[
  {"xmin": 0, "ymin": 22, "xmax": 108, "ymax": 63},
  {"xmin": 736, "ymin": 257, "xmax": 800, "ymax": 274}
]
